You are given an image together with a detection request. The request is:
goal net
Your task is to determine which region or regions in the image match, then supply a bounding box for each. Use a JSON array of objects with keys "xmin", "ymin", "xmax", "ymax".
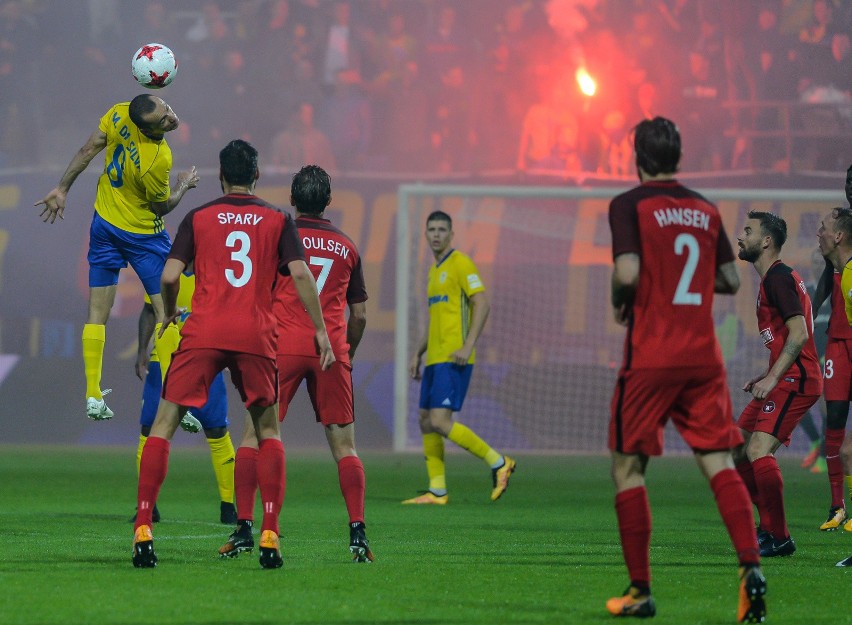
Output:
[{"xmin": 393, "ymin": 184, "xmax": 843, "ymax": 454}]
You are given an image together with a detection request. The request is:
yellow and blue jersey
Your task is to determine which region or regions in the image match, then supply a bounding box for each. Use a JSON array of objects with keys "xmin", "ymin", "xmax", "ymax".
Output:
[
  {"xmin": 425, "ymin": 249, "xmax": 485, "ymax": 366},
  {"xmin": 95, "ymin": 102, "xmax": 172, "ymax": 234},
  {"xmin": 147, "ymin": 273, "xmax": 194, "ymax": 362},
  {"xmin": 842, "ymin": 257, "xmax": 852, "ymax": 327}
]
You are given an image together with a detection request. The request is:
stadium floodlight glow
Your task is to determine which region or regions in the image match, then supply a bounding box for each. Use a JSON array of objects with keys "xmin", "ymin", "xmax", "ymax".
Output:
[{"xmin": 575, "ymin": 67, "xmax": 596, "ymax": 96}]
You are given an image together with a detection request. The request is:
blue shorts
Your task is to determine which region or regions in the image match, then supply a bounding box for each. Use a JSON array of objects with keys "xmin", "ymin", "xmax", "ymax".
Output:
[
  {"xmin": 87, "ymin": 212, "xmax": 171, "ymax": 294},
  {"xmin": 140, "ymin": 361, "xmax": 229, "ymax": 429},
  {"xmin": 419, "ymin": 363, "xmax": 473, "ymax": 412}
]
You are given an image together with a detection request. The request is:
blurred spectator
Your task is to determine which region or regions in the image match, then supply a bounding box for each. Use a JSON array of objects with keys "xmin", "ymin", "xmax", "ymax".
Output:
[
  {"xmin": 185, "ymin": 1, "xmax": 230, "ymax": 48},
  {"xmin": 420, "ymin": 5, "xmax": 467, "ymax": 86},
  {"xmin": 319, "ymin": 1, "xmax": 364, "ymax": 93},
  {"xmin": 0, "ymin": 0, "xmax": 38, "ymax": 165},
  {"xmin": 232, "ymin": 0, "xmax": 264, "ymax": 47},
  {"xmin": 679, "ymin": 50, "xmax": 728, "ymax": 171},
  {"xmin": 137, "ymin": 1, "xmax": 182, "ymax": 45},
  {"xmin": 379, "ymin": 60, "xmax": 430, "ymax": 171},
  {"xmin": 472, "ymin": 1, "xmax": 537, "ymax": 170},
  {"xmin": 747, "ymin": 2, "xmax": 799, "ymax": 171},
  {"xmin": 428, "ymin": 65, "xmax": 478, "ymax": 173},
  {"xmin": 516, "ymin": 79, "xmax": 584, "ymax": 177},
  {"xmin": 368, "ymin": 11, "xmax": 417, "ymax": 96},
  {"xmin": 593, "ymin": 110, "xmax": 632, "ymax": 177},
  {"xmin": 317, "ymin": 69, "xmax": 371, "ymax": 171},
  {"xmin": 797, "ymin": 31, "xmax": 851, "ymax": 171},
  {"xmin": 798, "ymin": 0, "xmax": 835, "ymax": 45},
  {"xmin": 269, "ymin": 102, "xmax": 337, "ymax": 172},
  {"xmin": 255, "ymin": 0, "xmax": 321, "ymax": 135}
]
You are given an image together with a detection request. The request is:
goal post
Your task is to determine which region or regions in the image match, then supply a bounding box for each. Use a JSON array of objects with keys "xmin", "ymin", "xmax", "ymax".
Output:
[{"xmin": 394, "ymin": 184, "xmax": 844, "ymax": 453}]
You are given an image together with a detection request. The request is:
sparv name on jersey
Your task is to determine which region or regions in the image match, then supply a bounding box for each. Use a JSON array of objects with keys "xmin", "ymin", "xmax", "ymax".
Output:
[{"xmin": 218, "ymin": 212, "xmax": 264, "ymax": 225}]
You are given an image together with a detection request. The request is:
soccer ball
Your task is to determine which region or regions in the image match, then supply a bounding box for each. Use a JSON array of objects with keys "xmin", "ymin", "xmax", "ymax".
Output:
[{"xmin": 131, "ymin": 43, "xmax": 178, "ymax": 89}]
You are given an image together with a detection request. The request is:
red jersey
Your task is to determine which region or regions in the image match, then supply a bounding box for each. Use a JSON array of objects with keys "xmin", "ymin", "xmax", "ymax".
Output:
[
  {"xmin": 273, "ymin": 215, "xmax": 368, "ymax": 362},
  {"xmin": 609, "ymin": 180, "xmax": 734, "ymax": 369},
  {"xmin": 755, "ymin": 261, "xmax": 823, "ymax": 395},
  {"xmin": 168, "ymin": 193, "xmax": 305, "ymax": 359},
  {"xmin": 828, "ymin": 270, "xmax": 852, "ymax": 339}
]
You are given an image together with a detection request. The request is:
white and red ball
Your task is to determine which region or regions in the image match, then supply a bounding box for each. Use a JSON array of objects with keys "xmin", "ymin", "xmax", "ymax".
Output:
[{"xmin": 131, "ymin": 43, "xmax": 178, "ymax": 89}]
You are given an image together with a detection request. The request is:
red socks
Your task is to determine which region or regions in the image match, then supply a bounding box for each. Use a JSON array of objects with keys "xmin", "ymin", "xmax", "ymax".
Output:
[
  {"xmin": 136, "ymin": 436, "xmax": 170, "ymax": 530},
  {"xmin": 752, "ymin": 456, "xmax": 788, "ymax": 539},
  {"xmin": 615, "ymin": 486, "xmax": 651, "ymax": 587},
  {"xmin": 257, "ymin": 438, "xmax": 286, "ymax": 535},
  {"xmin": 710, "ymin": 468, "xmax": 760, "ymax": 566},
  {"xmin": 735, "ymin": 460, "xmax": 759, "ymax": 505},
  {"xmin": 337, "ymin": 455, "xmax": 366, "ymax": 523},
  {"xmin": 234, "ymin": 446, "xmax": 259, "ymax": 521},
  {"xmin": 825, "ymin": 428, "xmax": 846, "ymax": 508}
]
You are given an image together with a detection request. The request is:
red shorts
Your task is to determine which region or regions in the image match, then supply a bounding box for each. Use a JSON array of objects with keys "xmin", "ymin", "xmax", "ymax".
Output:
[
  {"xmin": 164, "ymin": 348, "xmax": 278, "ymax": 409},
  {"xmin": 823, "ymin": 338, "xmax": 852, "ymax": 402},
  {"xmin": 609, "ymin": 366, "xmax": 742, "ymax": 456},
  {"xmin": 737, "ymin": 388, "xmax": 820, "ymax": 446},
  {"xmin": 277, "ymin": 354, "xmax": 354, "ymax": 426}
]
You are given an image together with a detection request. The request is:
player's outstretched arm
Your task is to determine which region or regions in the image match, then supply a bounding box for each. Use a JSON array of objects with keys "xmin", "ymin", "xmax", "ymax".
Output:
[
  {"xmin": 288, "ymin": 259, "xmax": 335, "ymax": 370},
  {"xmin": 35, "ymin": 128, "xmax": 107, "ymax": 224}
]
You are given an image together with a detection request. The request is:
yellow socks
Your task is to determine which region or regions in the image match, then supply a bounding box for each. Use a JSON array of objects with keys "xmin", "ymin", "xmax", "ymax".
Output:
[
  {"xmin": 208, "ymin": 433, "xmax": 236, "ymax": 503},
  {"xmin": 136, "ymin": 434, "xmax": 147, "ymax": 475},
  {"xmin": 447, "ymin": 422, "xmax": 502, "ymax": 466},
  {"xmin": 154, "ymin": 322, "xmax": 181, "ymax": 383},
  {"xmin": 423, "ymin": 432, "xmax": 447, "ymax": 494},
  {"xmin": 82, "ymin": 324, "xmax": 105, "ymax": 399}
]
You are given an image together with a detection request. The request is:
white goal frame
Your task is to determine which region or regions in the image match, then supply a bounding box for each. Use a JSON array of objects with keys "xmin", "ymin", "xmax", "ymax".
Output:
[{"xmin": 393, "ymin": 184, "xmax": 844, "ymax": 452}]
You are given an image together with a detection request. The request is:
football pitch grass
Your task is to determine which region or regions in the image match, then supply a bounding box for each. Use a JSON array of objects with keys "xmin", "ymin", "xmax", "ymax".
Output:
[{"xmin": 0, "ymin": 445, "xmax": 848, "ymax": 624}]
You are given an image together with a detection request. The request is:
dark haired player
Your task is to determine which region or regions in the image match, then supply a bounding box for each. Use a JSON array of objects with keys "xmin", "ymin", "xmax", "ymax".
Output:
[
  {"xmin": 36, "ymin": 94, "xmax": 198, "ymax": 421},
  {"xmin": 607, "ymin": 117, "xmax": 765, "ymax": 622},
  {"xmin": 734, "ymin": 211, "xmax": 822, "ymax": 560},
  {"xmin": 218, "ymin": 165, "xmax": 373, "ymax": 562},
  {"xmin": 132, "ymin": 140, "xmax": 333, "ymax": 569},
  {"xmin": 813, "ymin": 207, "xmax": 852, "ymax": 532}
]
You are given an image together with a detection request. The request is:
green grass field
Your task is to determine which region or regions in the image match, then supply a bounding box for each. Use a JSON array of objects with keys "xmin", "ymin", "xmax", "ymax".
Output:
[{"xmin": 0, "ymin": 445, "xmax": 847, "ymax": 624}]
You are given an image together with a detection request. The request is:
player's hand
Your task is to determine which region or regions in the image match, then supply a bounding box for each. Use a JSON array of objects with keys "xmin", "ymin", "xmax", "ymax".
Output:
[
  {"xmin": 34, "ymin": 188, "xmax": 66, "ymax": 224},
  {"xmin": 450, "ymin": 345, "xmax": 472, "ymax": 366},
  {"xmin": 135, "ymin": 351, "xmax": 150, "ymax": 381},
  {"xmin": 742, "ymin": 372, "xmax": 766, "ymax": 393},
  {"xmin": 157, "ymin": 309, "xmax": 184, "ymax": 337},
  {"xmin": 613, "ymin": 304, "xmax": 630, "ymax": 326},
  {"xmin": 749, "ymin": 375, "xmax": 778, "ymax": 401},
  {"xmin": 409, "ymin": 355, "xmax": 422, "ymax": 380},
  {"xmin": 178, "ymin": 166, "xmax": 200, "ymax": 190},
  {"xmin": 316, "ymin": 330, "xmax": 335, "ymax": 371}
]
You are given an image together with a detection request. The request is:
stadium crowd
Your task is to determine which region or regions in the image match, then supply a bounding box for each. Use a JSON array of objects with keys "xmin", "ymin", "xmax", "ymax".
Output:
[{"xmin": 2, "ymin": 0, "xmax": 852, "ymax": 176}]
